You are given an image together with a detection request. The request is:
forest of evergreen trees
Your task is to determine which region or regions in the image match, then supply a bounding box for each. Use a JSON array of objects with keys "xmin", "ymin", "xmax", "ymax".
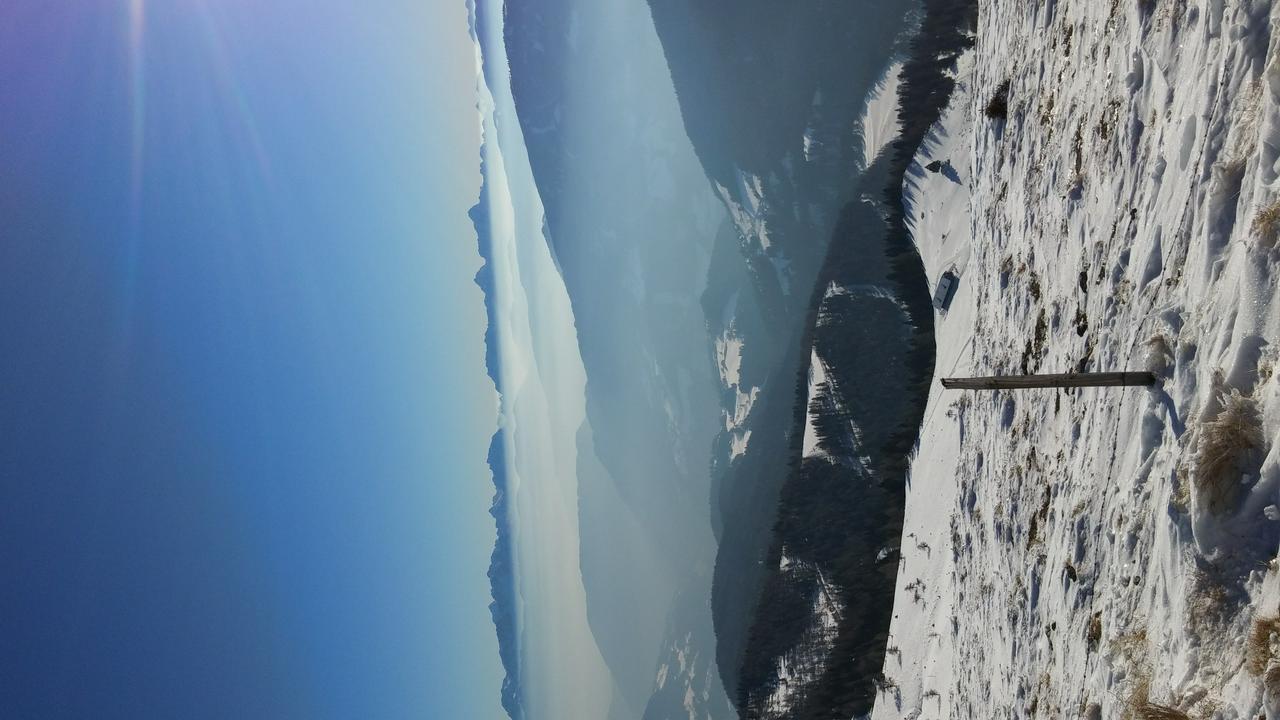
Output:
[{"xmin": 732, "ymin": 0, "xmax": 979, "ymax": 717}]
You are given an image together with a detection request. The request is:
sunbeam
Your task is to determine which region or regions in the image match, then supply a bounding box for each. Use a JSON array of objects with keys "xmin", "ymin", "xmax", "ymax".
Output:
[
  {"xmin": 1, "ymin": 3, "xmax": 507, "ymax": 717},
  {"xmin": 126, "ymin": 0, "xmax": 145, "ymax": 219},
  {"xmin": 114, "ymin": 0, "xmax": 147, "ymax": 355},
  {"xmin": 192, "ymin": 0, "xmax": 274, "ymax": 186}
]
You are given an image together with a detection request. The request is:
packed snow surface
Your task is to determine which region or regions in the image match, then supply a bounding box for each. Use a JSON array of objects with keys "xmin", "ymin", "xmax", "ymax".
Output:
[
  {"xmin": 874, "ymin": 2, "xmax": 1280, "ymax": 719},
  {"xmin": 717, "ymin": 327, "xmax": 745, "ymax": 389}
]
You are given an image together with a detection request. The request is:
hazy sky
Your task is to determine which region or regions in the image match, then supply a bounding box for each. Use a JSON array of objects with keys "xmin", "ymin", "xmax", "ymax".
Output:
[{"xmin": 0, "ymin": 2, "xmax": 505, "ymax": 718}]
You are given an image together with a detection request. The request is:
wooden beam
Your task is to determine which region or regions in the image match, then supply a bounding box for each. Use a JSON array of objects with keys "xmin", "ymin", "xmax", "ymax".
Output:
[{"xmin": 940, "ymin": 371, "xmax": 1156, "ymax": 390}]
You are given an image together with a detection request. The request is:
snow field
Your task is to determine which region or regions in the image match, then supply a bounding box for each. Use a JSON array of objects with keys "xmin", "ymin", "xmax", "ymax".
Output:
[{"xmin": 874, "ymin": 1, "xmax": 1280, "ymax": 718}]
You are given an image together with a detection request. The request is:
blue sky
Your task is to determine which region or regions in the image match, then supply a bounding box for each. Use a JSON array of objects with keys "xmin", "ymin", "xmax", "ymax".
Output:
[{"xmin": 0, "ymin": 2, "xmax": 505, "ymax": 718}]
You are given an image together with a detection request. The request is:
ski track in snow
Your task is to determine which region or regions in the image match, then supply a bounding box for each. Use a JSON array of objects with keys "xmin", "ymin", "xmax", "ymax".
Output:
[{"xmin": 874, "ymin": 2, "xmax": 1280, "ymax": 719}]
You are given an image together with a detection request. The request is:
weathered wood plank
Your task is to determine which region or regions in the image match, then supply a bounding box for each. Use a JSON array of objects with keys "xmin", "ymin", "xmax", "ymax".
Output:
[{"xmin": 939, "ymin": 372, "xmax": 1156, "ymax": 390}]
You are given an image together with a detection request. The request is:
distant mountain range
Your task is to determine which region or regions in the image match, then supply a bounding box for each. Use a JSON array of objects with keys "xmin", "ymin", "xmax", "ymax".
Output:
[
  {"xmin": 498, "ymin": 0, "xmax": 733, "ymax": 716},
  {"xmin": 467, "ymin": 3, "xmax": 521, "ymax": 714},
  {"xmin": 481, "ymin": 0, "xmax": 974, "ymax": 716}
]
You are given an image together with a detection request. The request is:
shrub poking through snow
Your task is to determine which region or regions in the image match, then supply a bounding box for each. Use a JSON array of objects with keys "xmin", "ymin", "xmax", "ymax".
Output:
[
  {"xmin": 1194, "ymin": 389, "xmax": 1264, "ymax": 513},
  {"xmin": 1252, "ymin": 199, "xmax": 1280, "ymax": 249},
  {"xmin": 1246, "ymin": 616, "xmax": 1280, "ymax": 675},
  {"xmin": 985, "ymin": 80, "xmax": 1010, "ymax": 120}
]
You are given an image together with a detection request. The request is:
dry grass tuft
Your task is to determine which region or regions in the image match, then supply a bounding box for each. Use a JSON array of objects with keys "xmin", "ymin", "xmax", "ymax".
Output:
[
  {"xmin": 1252, "ymin": 199, "xmax": 1280, "ymax": 249},
  {"xmin": 1194, "ymin": 389, "xmax": 1264, "ymax": 513},
  {"xmin": 1087, "ymin": 612, "xmax": 1103, "ymax": 651},
  {"xmin": 1265, "ymin": 664, "xmax": 1280, "ymax": 698},
  {"xmin": 1126, "ymin": 677, "xmax": 1190, "ymax": 720},
  {"xmin": 1259, "ymin": 351, "xmax": 1275, "ymax": 387},
  {"xmin": 1246, "ymin": 615, "xmax": 1280, "ymax": 675},
  {"xmin": 1171, "ymin": 464, "xmax": 1192, "ymax": 514},
  {"xmin": 1113, "ymin": 626, "xmax": 1149, "ymax": 662},
  {"xmin": 1131, "ymin": 704, "xmax": 1190, "ymax": 720},
  {"xmin": 1187, "ymin": 570, "xmax": 1231, "ymax": 638}
]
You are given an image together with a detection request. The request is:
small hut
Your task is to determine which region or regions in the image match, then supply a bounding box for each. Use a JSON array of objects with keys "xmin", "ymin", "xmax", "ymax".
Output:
[{"xmin": 932, "ymin": 270, "xmax": 958, "ymax": 311}]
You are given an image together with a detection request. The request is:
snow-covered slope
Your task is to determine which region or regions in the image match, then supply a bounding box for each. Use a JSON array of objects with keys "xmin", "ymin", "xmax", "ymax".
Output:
[
  {"xmin": 876, "ymin": 2, "xmax": 1280, "ymax": 718},
  {"xmin": 857, "ymin": 59, "xmax": 906, "ymax": 170}
]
